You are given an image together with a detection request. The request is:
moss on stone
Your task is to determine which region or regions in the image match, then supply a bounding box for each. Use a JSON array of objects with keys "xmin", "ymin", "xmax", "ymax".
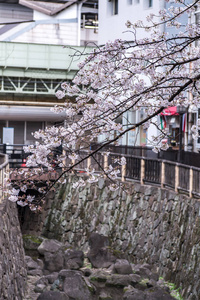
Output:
[
  {"xmin": 90, "ymin": 276, "xmax": 107, "ymax": 282},
  {"xmin": 23, "ymin": 234, "xmax": 43, "ymax": 244}
]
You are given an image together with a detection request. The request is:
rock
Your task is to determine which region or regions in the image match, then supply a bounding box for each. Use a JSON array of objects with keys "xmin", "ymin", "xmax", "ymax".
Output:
[
  {"xmin": 134, "ymin": 265, "xmax": 159, "ymax": 281},
  {"xmin": 88, "ymin": 233, "xmax": 109, "ymax": 250},
  {"xmin": 27, "ymin": 269, "xmax": 43, "ymax": 276},
  {"xmin": 99, "ymin": 291, "xmax": 112, "ymax": 299},
  {"xmin": 34, "ymin": 283, "xmax": 47, "ymax": 293},
  {"xmin": 114, "ymin": 259, "xmax": 133, "ymax": 275},
  {"xmin": 123, "ymin": 286, "xmax": 146, "ymax": 300},
  {"xmin": 106, "ymin": 274, "xmax": 139, "ymax": 287},
  {"xmin": 51, "ymin": 278, "xmax": 63, "ymax": 291},
  {"xmin": 37, "ymin": 291, "xmax": 69, "ymax": 300},
  {"xmin": 64, "ymin": 241, "xmax": 71, "ymax": 249},
  {"xmin": 25, "ymin": 256, "xmax": 41, "ymax": 270},
  {"xmin": 36, "ymin": 259, "xmax": 44, "ymax": 270},
  {"xmin": 35, "ymin": 277, "xmax": 49, "ymax": 287},
  {"xmin": 87, "ymin": 233, "xmax": 117, "ymax": 268},
  {"xmin": 123, "ymin": 284, "xmax": 175, "ymax": 300},
  {"xmin": 60, "ymin": 270, "xmax": 94, "ymax": 300},
  {"xmin": 64, "ymin": 249, "xmax": 84, "ymax": 270},
  {"xmin": 45, "ymin": 272, "xmax": 59, "ymax": 284},
  {"xmin": 23, "ymin": 235, "xmax": 43, "ymax": 250},
  {"xmin": 38, "ymin": 239, "xmax": 64, "ymax": 255},
  {"xmin": 145, "ymin": 287, "xmax": 175, "ymax": 300},
  {"xmin": 89, "ymin": 269, "xmax": 111, "ymax": 282},
  {"xmin": 44, "ymin": 250, "xmax": 64, "ymax": 272},
  {"xmin": 129, "ymin": 274, "xmax": 141, "ymax": 284}
]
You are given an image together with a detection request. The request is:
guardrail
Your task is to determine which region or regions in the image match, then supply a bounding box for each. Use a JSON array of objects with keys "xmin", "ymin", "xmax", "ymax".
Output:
[{"xmin": 0, "ymin": 154, "xmax": 9, "ymax": 202}]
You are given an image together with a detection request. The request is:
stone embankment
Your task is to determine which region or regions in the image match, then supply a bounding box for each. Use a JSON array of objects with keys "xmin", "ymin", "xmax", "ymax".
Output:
[
  {"xmin": 21, "ymin": 176, "xmax": 200, "ymax": 299},
  {"xmin": 0, "ymin": 197, "xmax": 27, "ymax": 299}
]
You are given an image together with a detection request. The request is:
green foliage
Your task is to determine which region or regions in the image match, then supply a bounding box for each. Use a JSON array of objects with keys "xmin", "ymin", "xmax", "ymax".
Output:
[{"xmin": 159, "ymin": 277, "xmax": 183, "ymax": 300}]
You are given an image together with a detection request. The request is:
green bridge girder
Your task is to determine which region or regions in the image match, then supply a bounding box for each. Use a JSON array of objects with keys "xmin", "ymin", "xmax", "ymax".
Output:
[{"xmin": 0, "ymin": 41, "xmax": 93, "ymax": 97}]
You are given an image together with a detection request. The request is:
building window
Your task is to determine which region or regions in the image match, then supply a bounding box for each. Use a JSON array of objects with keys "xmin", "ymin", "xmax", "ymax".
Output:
[
  {"xmin": 108, "ymin": 0, "xmax": 118, "ymax": 15},
  {"xmin": 113, "ymin": 0, "xmax": 118, "ymax": 15},
  {"xmin": 148, "ymin": 0, "xmax": 153, "ymax": 7},
  {"xmin": 134, "ymin": 0, "xmax": 140, "ymax": 4},
  {"xmin": 127, "ymin": 0, "xmax": 133, "ymax": 4}
]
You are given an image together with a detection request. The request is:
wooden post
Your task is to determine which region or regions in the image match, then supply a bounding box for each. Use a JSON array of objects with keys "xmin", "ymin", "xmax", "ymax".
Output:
[
  {"xmin": 121, "ymin": 164, "xmax": 126, "ymax": 182},
  {"xmin": 140, "ymin": 158, "xmax": 145, "ymax": 185},
  {"xmin": 62, "ymin": 149, "xmax": 66, "ymax": 172},
  {"xmin": 175, "ymin": 164, "xmax": 179, "ymax": 193},
  {"xmin": 87, "ymin": 156, "xmax": 91, "ymax": 175},
  {"xmin": 104, "ymin": 155, "xmax": 108, "ymax": 178},
  {"xmin": 189, "ymin": 168, "xmax": 193, "ymax": 198},
  {"xmin": 161, "ymin": 161, "xmax": 165, "ymax": 188},
  {"xmin": 72, "ymin": 159, "xmax": 75, "ymax": 174}
]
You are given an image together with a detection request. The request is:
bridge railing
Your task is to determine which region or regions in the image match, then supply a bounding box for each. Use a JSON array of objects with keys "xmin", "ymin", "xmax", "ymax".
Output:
[
  {"xmin": 0, "ymin": 154, "xmax": 9, "ymax": 202},
  {"xmin": 2, "ymin": 144, "xmax": 199, "ymax": 198},
  {"xmin": 72, "ymin": 150, "xmax": 199, "ymax": 198},
  {"xmin": 0, "ymin": 144, "xmax": 28, "ymax": 168}
]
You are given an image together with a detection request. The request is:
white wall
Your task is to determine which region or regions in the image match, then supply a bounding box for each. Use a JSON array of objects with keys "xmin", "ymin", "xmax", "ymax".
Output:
[
  {"xmin": 33, "ymin": 5, "xmax": 78, "ymax": 21},
  {"xmin": 99, "ymin": 0, "xmax": 165, "ymax": 45}
]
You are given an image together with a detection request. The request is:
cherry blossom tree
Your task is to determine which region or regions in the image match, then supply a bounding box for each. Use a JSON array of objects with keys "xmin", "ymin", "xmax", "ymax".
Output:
[{"xmin": 6, "ymin": 0, "xmax": 200, "ymax": 210}]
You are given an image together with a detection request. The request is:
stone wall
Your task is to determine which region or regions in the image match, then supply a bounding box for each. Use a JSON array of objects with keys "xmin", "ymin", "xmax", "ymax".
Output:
[
  {"xmin": 22, "ymin": 176, "xmax": 200, "ymax": 299},
  {"xmin": 0, "ymin": 198, "xmax": 27, "ymax": 299}
]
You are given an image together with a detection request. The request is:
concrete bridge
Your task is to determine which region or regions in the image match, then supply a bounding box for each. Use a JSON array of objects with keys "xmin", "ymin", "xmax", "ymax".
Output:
[
  {"xmin": 0, "ymin": 41, "xmax": 93, "ymax": 144},
  {"xmin": 0, "ymin": 41, "xmax": 92, "ymax": 101}
]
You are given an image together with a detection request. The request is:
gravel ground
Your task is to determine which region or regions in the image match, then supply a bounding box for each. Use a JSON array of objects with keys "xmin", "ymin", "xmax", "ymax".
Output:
[{"xmin": 23, "ymin": 275, "xmax": 40, "ymax": 300}]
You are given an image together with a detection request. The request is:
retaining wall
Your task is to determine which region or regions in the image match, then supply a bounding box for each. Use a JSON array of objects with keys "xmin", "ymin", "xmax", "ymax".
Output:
[
  {"xmin": 22, "ymin": 176, "xmax": 200, "ymax": 299},
  {"xmin": 0, "ymin": 197, "xmax": 27, "ymax": 299}
]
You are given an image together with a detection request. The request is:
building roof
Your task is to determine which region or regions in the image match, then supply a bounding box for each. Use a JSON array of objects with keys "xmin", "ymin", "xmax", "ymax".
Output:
[{"xmin": 19, "ymin": 0, "xmax": 79, "ymax": 16}]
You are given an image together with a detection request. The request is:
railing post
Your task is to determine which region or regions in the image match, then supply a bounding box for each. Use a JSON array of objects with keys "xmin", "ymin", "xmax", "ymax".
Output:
[
  {"xmin": 121, "ymin": 164, "xmax": 126, "ymax": 182},
  {"xmin": 62, "ymin": 148, "xmax": 66, "ymax": 172},
  {"xmin": 161, "ymin": 161, "xmax": 165, "ymax": 188},
  {"xmin": 175, "ymin": 164, "xmax": 179, "ymax": 193},
  {"xmin": 189, "ymin": 168, "xmax": 193, "ymax": 198},
  {"xmin": 71, "ymin": 159, "xmax": 75, "ymax": 174},
  {"xmin": 140, "ymin": 158, "xmax": 145, "ymax": 185},
  {"xmin": 87, "ymin": 156, "xmax": 91, "ymax": 175},
  {"xmin": 104, "ymin": 154, "xmax": 108, "ymax": 178}
]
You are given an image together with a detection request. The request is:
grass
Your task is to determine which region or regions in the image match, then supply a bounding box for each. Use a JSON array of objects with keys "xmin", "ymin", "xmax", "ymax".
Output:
[{"xmin": 159, "ymin": 277, "xmax": 183, "ymax": 300}]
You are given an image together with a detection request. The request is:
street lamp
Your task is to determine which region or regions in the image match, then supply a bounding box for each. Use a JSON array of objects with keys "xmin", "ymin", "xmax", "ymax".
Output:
[{"xmin": 177, "ymin": 105, "xmax": 187, "ymax": 163}]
